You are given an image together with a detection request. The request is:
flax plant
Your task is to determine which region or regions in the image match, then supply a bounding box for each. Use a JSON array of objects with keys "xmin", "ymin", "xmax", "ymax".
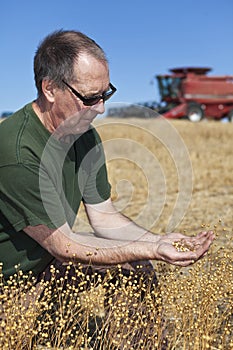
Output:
[{"xmin": 0, "ymin": 223, "xmax": 232, "ymax": 350}]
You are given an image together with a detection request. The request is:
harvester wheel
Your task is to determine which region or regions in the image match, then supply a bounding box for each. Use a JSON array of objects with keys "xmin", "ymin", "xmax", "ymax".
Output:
[
  {"xmin": 227, "ymin": 109, "xmax": 233, "ymax": 122},
  {"xmin": 187, "ymin": 102, "xmax": 204, "ymax": 122}
]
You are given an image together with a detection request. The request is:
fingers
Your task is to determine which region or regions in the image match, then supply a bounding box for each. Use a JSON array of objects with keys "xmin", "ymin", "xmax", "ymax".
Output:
[
  {"xmin": 196, "ymin": 230, "xmax": 215, "ymax": 240},
  {"xmin": 170, "ymin": 259, "xmax": 195, "ymax": 267},
  {"xmin": 169, "ymin": 231, "xmax": 214, "ymax": 266},
  {"xmin": 185, "ymin": 231, "xmax": 215, "ymax": 252},
  {"xmin": 193, "ymin": 233, "xmax": 214, "ymax": 260},
  {"xmin": 195, "ymin": 231, "xmax": 214, "ymax": 250},
  {"xmin": 157, "ymin": 230, "xmax": 215, "ymax": 267},
  {"xmin": 166, "ymin": 231, "xmax": 215, "ymax": 244}
]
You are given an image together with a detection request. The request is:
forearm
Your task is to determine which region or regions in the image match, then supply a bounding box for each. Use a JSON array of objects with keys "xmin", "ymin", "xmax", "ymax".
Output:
[
  {"xmin": 93, "ymin": 213, "xmax": 160, "ymax": 243},
  {"xmin": 24, "ymin": 223, "xmax": 215, "ymax": 268},
  {"xmin": 85, "ymin": 200, "xmax": 160, "ymax": 243},
  {"xmin": 24, "ymin": 224, "xmax": 157, "ymax": 265},
  {"xmin": 63, "ymin": 229, "xmax": 156, "ymax": 264}
]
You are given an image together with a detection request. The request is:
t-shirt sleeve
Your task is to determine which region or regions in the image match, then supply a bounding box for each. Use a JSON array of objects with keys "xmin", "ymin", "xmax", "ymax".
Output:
[
  {"xmin": 0, "ymin": 164, "xmax": 67, "ymax": 232},
  {"xmin": 81, "ymin": 130, "xmax": 111, "ymax": 204}
]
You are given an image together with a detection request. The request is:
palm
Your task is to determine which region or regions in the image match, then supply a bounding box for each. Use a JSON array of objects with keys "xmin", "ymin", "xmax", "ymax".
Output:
[{"xmin": 156, "ymin": 231, "xmax": 214, "ymax": 266}]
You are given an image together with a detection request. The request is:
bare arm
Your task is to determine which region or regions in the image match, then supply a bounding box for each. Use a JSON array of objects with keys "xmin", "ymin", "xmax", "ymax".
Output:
[
  {"xmin": 23, "ymin": 198, "xmax": 214, "ymax": 267},
  {"xmin": 24, "ymin": 223, "xmax": 159, "ymax": 265},
  {"xmin": 84, "ymin": 198, "xmax": 161, "ymax": 243},
  {"xmin": 84, "ymin": 198, "xmax": 215, "ymax": 265}
]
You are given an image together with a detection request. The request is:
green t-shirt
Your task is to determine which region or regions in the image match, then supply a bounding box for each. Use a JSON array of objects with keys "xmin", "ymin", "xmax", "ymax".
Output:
[{"xmin": 0, "ymin": 103, "xmax": 111, "ymax": 278}]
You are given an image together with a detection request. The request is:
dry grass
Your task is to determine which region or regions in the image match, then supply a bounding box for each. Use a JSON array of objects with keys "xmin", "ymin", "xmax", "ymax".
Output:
[
  {"xmin": 0, "ymin": 117, "xmax": 233, "ymax": 349},
  {"xmin": 0, "ymin": 236, "xmax": 232, "ymax": 349}
]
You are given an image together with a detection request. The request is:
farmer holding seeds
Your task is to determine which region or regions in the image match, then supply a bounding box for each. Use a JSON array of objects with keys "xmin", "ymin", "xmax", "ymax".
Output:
[{"xmin": 0, "ymin": 30, "xmax": 214, "ymax": 283}]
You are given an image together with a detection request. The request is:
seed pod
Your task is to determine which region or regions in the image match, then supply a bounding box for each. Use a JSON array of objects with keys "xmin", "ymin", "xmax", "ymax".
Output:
[{"xmin": 172, "ymin": 239, "xmax": 195, "ymax": 252}]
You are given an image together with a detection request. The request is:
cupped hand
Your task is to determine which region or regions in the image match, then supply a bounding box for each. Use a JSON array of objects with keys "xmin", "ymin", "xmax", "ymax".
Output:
[{"xmin": 155, "ymin": 231, "xmax": 215, "ymax": 266}]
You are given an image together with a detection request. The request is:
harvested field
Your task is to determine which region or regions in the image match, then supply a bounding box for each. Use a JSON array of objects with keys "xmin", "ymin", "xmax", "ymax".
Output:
[{"xmin": 75, "ymin": 117, "xmax": 233, "ymax": 250}]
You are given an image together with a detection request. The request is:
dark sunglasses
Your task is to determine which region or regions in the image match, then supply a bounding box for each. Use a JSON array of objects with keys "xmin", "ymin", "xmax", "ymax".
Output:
[{"xmin": 62, "ymin": 80, "xmax": 117, "ymax": 106}]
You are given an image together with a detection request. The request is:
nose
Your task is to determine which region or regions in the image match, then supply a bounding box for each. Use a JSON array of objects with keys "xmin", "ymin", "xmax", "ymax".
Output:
[{"xmin": 90, "ymin": 100, "xmax": 105, "ymax": 114}]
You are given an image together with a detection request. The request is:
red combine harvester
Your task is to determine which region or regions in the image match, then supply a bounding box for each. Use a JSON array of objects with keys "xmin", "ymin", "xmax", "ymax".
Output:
[{"xmin": 156, "ymin": 67, "xmax": 233, "ymax": 122}]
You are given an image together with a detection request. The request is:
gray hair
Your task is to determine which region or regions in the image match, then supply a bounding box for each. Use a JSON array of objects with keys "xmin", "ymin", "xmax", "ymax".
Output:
[{"xmin": 34, "ymin": 29, "xmax": 108, "ymax": 96}]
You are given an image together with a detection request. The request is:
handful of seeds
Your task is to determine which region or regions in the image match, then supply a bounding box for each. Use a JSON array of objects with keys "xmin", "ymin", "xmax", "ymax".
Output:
[{"xmin": 172, "ymin": 238, "xmax": 196, "ymax": 252}]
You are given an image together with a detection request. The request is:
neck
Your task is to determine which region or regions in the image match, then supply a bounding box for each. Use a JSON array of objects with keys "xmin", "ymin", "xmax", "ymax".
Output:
[
  {"xmin": 32, "ymin": 98, "xmax": 56, "ymax": 134},
  {"xmin": 32, "ymin": 98, "xmax": 73, "ymax": 143}
]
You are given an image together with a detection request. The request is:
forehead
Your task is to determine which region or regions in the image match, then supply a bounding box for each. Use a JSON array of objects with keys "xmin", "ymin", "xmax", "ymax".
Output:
[{"xmin": 73, "ymin": 54, "xmax": 109, "ymax": 91}]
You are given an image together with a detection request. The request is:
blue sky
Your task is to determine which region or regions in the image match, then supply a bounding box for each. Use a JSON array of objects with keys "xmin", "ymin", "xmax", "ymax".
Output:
[{"xmin": 1, "ymin": 0, "xmax": 233, "ymax": 114}]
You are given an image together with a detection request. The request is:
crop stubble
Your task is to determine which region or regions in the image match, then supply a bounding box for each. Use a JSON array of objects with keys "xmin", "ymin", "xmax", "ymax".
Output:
[{"xmin": 75, "ymin": 118, "xmax": 232, "ymax": 253}]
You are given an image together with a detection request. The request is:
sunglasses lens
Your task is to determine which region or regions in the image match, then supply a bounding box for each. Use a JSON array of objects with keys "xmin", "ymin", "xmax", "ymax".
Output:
[
  {"xmin": 84, "ymin": 92, "xmax": 112, "ymax": 106},
  {"xmin": 84, "ymin": 97, "xmax": 102, "ymax": 106}
]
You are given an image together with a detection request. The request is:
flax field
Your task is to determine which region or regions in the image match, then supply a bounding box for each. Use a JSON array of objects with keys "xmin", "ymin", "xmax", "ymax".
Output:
[{"xmin": 0, "ymin": 117, "xmax": 232, "ymax": 349}]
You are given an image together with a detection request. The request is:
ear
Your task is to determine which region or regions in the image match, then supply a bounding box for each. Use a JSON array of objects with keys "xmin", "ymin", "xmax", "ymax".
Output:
[{"xmin": 41, "ymin": 79, "xmax": 56, "ymax": 102}]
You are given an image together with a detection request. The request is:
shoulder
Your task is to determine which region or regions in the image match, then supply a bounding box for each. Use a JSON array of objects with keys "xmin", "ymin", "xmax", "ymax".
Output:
[
  {"xmin": 0, "ymin": 103, "xmax": 49, "ymax": 166},
  {"xmin": 0, "ymin": 105, "xmax": 28, "ymax": 165}
]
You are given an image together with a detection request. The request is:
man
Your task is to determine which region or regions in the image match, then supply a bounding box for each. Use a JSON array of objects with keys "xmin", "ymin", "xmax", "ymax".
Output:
[{"xmin": 0, "ymin": 30, "xmax": 214, "ymax": 282}]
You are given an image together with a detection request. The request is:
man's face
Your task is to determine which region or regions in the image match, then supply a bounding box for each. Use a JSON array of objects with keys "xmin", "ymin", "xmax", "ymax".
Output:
[{"xmin": 52, "ymin": 53, "xmax": 110, "ymax": 136}]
